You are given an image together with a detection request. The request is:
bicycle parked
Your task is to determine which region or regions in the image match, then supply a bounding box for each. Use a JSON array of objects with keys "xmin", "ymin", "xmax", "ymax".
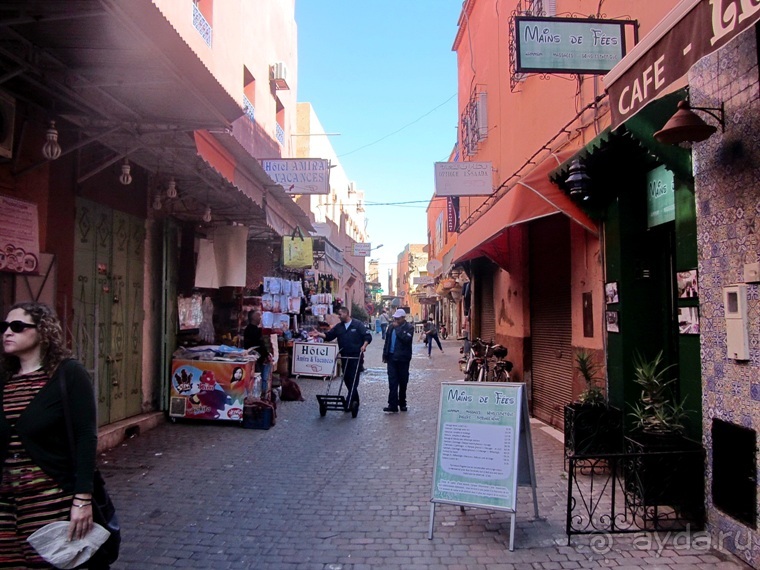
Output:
[{"xmin": 460, "ymin": 337, "xmax": 513, "ymax": 382}]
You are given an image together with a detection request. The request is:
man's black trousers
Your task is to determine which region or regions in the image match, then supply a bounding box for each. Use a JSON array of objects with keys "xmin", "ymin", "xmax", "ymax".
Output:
[{"xmin": 386, "ymin": 358, "xmax": 410, "ymax": 410}]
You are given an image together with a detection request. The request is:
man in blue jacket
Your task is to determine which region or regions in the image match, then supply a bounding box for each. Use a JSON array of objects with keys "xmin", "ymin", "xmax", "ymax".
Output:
[
  {"xmin": 311, "ymin": 306, "xmax": 371, "ymax": 414},
  {"xmin": 382, "ymin": 309, "xmax": 415, "ymax": 412}
]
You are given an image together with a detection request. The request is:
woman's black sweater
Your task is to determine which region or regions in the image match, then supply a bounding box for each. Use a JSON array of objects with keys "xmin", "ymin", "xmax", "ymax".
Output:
[{"xmin": 0, "ymin": 359, "xmax": 97, "ymax": 494}]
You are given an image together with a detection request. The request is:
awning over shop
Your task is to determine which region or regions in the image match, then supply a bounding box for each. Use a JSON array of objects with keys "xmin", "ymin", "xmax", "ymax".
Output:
[
  {"xmin": 454, "ymin": 150, "xmax": 598, "ymax": 269},
  {"xmin": 441, "ymin": 246, "xmax": 457, "ymax": 275},
  {"xmin": 551, "ymin": 89, "xmax": 692, "ymax": 184},
  {"xmin": 605, "ymin": 0, "xmax": 760, "ymax": 129},
  {"xmin": 195, "ymin": 131, "xmax": 314, "ymax": 237}
]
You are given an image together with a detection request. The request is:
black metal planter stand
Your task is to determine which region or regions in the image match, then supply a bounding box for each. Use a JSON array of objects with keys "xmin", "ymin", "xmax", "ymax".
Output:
[{"xmin": 566, "ymin": 437, "xmax": 705, "ymax": 540}]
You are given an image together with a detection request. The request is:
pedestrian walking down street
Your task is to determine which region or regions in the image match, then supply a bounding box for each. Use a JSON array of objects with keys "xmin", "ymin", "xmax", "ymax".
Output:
[
  {"xmin": 382, "ymin": 309, "xmax": 415, "ymax": 413},
  {"xmin": 378, "ymin": 309, "xmax": 389, "ymax": 340},
  {"xmin": 424, "ymin": 317, "xmax": 443, "ymax": 358},
  {"xmin": 309, "ymin": 306, "xmax": 371, "ymax": 414},
  {"xmin": 0, "ymin": 302, "xmax": 100, "ymax": 567}
]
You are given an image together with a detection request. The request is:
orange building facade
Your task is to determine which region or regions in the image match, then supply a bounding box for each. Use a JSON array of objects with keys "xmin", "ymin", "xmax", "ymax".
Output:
[
  {"xmin": 434, "ymin": 2, "xmax": 760, "ymax": 565},
  {"xmin": 441, "ymin": 0, "xmax": 678, "ymax": 425}
]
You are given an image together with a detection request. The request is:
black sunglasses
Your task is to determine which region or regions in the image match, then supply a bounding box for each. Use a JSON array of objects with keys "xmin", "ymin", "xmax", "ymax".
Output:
[{"xmin": 0, "ymin": 321, "xmax": 38, "ymax": 334}]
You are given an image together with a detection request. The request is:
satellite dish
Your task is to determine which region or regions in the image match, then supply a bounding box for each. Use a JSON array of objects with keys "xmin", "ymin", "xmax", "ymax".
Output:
[{"xmin": 426, "ymin": 260, "xmax": 442, "ymax": 274}]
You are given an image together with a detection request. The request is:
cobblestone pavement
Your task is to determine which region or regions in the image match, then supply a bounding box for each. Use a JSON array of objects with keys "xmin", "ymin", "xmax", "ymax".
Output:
[{"xmin": 102, "ymin": 335, "xmax": 752, "ymax": 569}]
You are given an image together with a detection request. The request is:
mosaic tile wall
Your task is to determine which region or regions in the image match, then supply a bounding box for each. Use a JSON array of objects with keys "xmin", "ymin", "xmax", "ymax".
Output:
[{"xmin": 691, "ymin": 29, "xmax": 760, "ymax": 568}]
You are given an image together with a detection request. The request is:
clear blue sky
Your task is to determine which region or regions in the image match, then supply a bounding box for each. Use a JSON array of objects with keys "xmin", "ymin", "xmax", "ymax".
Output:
[{"xmin": 295, "ymin": 1, "xmax": 462, "ymax": 283}]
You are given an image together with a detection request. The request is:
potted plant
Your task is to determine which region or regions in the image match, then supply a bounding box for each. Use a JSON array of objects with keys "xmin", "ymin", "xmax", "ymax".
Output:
[
  {"xmin": 624, "ymin": 351, "xmax": 704, "ymax": 521},
  {"xmin": 564, "ymin": 350, "xmax": 622, "ymax": 457},
  {"xmin": 628, "ymin": 351, "xmax": 687, "ymax": 438}
]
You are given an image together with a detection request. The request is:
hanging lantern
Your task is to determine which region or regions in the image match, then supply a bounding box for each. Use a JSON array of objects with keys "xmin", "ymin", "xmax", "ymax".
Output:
[
  {"xmin": 119, "ymin": 158, "xmax": 132, "ymax": 185},
  {"xmin": 166, "ymin": 177, "xmax": 178, "ymax": 199},
  {"xmin": 42, "ymin": 121, "xmax": 62, "ymax": 160}
]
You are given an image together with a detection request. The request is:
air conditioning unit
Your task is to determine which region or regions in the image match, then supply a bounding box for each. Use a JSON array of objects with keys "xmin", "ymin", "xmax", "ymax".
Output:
[
  {"xmin": 271, "ymin": 62, "xmax": 290, "ymax": 90},
  {"xmin": 0, "ymin": 91, "xmax": 15, "ymax": 159}
]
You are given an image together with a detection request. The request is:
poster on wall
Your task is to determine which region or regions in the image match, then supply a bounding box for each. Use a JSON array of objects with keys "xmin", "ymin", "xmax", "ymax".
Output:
[
  {"xmin": 677, "ymin": 269, "xmax": 698, "ymax": 298},
  {"xmin": 0, "ymin": 196, "xmax": 40, "ymax": 275},
  {"xmin": 678, "ymin": 307, "xmax": 700, "ymax": 335}
]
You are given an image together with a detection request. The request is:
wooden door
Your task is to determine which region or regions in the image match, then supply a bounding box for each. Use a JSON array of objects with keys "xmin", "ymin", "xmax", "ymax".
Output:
[{"xmin": 73, "ymin": 198, "xmax": 144, "ymax": 426}]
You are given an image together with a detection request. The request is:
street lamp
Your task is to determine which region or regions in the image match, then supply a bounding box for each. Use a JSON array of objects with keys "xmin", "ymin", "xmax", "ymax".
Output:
[{"xmin": 372, "ymin": 244, "xmax": 384, "ymax": 251}]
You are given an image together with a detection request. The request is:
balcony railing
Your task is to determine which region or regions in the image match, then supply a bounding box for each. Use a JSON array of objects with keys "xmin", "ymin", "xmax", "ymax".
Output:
[
  {"xmin": 192, "ymin": 3, "xmax": 213, "ymax": 47},
  {"xmin": 275, "ymin": 123, "xmax": 284, "ymax": 146},
  {"xmin": 243, "ymin": 95, "xmax": 255, "ymax": 123}
]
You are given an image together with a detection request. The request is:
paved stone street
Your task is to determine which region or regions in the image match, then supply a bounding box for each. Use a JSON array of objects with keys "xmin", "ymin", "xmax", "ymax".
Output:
[{"xmin": 102, "ymin": 336, "xmax": 751, "ymax": 569}]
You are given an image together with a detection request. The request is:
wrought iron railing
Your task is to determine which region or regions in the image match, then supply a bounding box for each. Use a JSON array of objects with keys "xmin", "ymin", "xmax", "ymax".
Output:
[
  {"xmin": 192, "ymin": 3, "xmax": 213, "ymax": 47},
  {"xmin": 566, "ymin": 447, "xmax": 705, "ymax": 540},
  {"xmin": 275, "ymin": 123, "xmax": 284, "ymax": 145},
  {"xmin": 243, "ymin": 95, "xmax": 255, "ymax": 123}
]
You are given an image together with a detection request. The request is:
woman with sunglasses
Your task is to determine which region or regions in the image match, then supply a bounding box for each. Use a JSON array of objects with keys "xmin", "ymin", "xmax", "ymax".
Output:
[{"xmin": 0, "ymin": 302, "xmax": 100, "ymax": 568}]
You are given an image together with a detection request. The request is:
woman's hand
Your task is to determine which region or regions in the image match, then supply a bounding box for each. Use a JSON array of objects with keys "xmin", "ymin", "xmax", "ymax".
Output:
[{"xmin": 68, "ymin": 499, "xmax": 94, "ymax": 541}]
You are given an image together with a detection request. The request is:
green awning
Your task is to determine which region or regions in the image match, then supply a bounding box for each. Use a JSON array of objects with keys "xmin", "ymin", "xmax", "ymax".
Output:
[{"xmin": 552, "ymin": 89, "xmax": 692, "ymax": 184}]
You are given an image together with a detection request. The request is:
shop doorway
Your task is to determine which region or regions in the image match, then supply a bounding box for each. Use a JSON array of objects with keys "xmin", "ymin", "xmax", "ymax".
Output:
[
  {"xmin": 529, "ymin": 215, "xmax": 572, "ymax": 429},
  {"xmin": 73, "ymin": 198, "xmax": 145, "ymax": 426}
]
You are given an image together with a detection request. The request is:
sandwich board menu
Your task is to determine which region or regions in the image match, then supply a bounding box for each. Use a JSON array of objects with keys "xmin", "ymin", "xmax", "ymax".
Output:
[{"xmin": 429, "ymin": 382, "xmax": 537, "ymax": 551}]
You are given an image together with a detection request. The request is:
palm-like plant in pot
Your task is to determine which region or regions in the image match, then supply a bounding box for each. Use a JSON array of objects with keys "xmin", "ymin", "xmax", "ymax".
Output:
[
  {"xmin": 628, "ymin": 351, "xmax": 687, "ymax": 439},
  {"xmin": 564, "ymin": 350, "xmax": 622, "ymax": 457},
  {"xmin": 625, "ymin": 351, "xmax": 704, "ymax": 520}
]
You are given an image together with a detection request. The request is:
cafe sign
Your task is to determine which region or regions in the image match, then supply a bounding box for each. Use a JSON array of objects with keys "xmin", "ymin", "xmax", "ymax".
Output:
[{"xmin": 606, "ymin": 0, "xmax": 760, "ymax": 129}]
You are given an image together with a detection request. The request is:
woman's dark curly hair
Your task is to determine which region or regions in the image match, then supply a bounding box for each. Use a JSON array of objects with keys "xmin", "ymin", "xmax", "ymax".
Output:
[{"xmin": 0, "ymin": 302, "xmax": 71, "ymax": 377}]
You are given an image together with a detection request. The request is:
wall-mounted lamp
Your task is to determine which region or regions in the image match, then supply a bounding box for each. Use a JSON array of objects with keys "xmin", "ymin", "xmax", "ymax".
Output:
[
  {"xmin": 119, "ymin": 158, "xmax": 132, "ymax": 185},
  {"xmin": 166, "ymin": 177, "xmax": 178, "ymax": 199},
  {"xmin": 42, "ymin": 121, "xmax": 62, "ymax": 160},
  {"xmin": 653, "ymin": 100, "xmax": 725, "ymax": 145},
  {"xmin": 202, "ymin": 205, "xmax": 212, "ymax": 223},
  {"xmin": 152, "ymin": 193, "xmax": 162, "ymax": 211},
  {"xmin": 566, "ymin": 159, "xmax": 591, "ymax": 201}
]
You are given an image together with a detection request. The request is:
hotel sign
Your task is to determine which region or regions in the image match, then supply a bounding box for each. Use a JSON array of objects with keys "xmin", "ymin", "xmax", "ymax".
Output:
[
  {"xmin": 434, "ymin": 162, "xmax": 492, "ymax": 197},
  {"xmin": 515, "ymin": 17, "xmax": 629, "ymax": 74},
  {"xmin": 606, "ymin": 0, "xmax": 760, "ymax": 129},
  {"xmin": 260, "ymin": 158, "xmax": 330, "ymax": 195}
]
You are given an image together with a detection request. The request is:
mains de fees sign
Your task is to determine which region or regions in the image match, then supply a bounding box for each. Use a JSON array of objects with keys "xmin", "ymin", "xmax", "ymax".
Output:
[
  {"xmin": 515, "ymin": 17, "xmax": 630, "ymax": 74},
  {"xmin": 432, "ymin": 383, "xmax": 524, "ymax": 511}
]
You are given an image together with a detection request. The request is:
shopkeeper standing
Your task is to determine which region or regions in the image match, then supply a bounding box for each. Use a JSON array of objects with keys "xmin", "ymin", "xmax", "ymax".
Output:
[
  {"xmin": 243, "ymin": 310, "xmax": 273, "ymax": 397},
  {"xmin": 310, "ymin": 306, "xmax": 371, "ymax": 413}
]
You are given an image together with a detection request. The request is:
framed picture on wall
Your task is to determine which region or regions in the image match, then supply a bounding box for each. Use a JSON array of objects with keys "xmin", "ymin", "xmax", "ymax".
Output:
[
  {"xmin": 606, "ymin": 311, "xmax": 620, "ymax": 333},
  {"xmin": 605, "ymin": 281, "xmax": 619, "ymax": 304},
  {"xmin": 678, "ymin": 306, "xmax": 700, "ymax": 335},
  {"xmin": 677, "ymin": 269, "xmax": 699, "ymax": 298}
]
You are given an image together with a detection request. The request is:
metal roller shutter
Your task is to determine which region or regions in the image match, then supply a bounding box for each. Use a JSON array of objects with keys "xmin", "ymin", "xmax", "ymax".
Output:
[
  {"xmin": 530, "ymin": 216, "xmax": 573, "ymax": 429},
  {"xmin": 479, "ymin": 267, "xmax": 496, "ymax": 343}
]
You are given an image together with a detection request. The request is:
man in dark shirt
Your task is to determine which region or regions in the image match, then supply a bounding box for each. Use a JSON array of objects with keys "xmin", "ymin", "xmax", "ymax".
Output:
[
  {"xmin": 310, "ymin": 306, "xmax": 371, "ymax": 414},
  {"xmin": 243, "ymin": 310, "xmax": 272, "ymax": 395},
  {"xmin": 382, "ymin": 309, "xmax": 415, "ymax": 412}
]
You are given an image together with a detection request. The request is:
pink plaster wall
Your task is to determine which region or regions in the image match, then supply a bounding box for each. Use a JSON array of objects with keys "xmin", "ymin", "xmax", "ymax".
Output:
[{"xmin": 153, "ymin": 0, "xmax": 298, "ymax": 157}]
